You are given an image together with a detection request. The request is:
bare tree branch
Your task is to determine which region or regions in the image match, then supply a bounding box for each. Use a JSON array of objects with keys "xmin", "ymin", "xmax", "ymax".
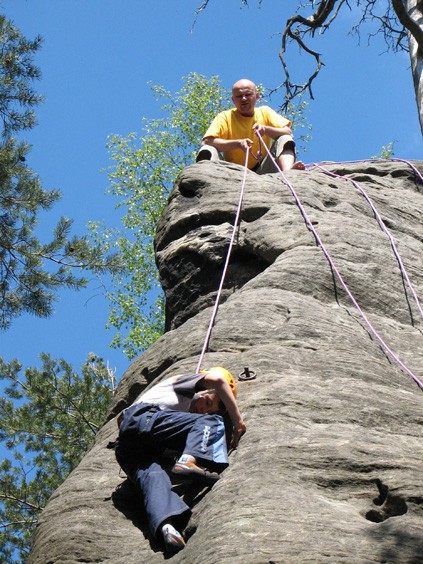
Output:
[
  {"xmin": 354, "ymin": 0, "xmax": 408, "ymax": 51},
  {"xmin": 193, "ymin": 0, "xmax": 252, "ymax": 30},
  {"xmin": 191, "ymin": 1, "xmax": 423, "ymax": 134},
  {"xmin": 194, "ymin": 0, "xmax": 211, "ymax": 22},
  {"xmin": 279, "ymin": 1, "xmax": 347, "ymax": 108},
  {"xmin": 277, "ymin": 0, "xmax": 422, "ymax": 109}
]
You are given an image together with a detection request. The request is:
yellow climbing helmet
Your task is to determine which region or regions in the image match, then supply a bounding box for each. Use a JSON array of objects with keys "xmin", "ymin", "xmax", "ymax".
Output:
[{"xmin": 202, "ymin": 366, "xmax": 237, "ymax": 398}]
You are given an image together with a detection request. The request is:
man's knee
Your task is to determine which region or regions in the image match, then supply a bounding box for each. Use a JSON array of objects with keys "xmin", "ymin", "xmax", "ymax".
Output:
[
  {"xmin": 136, "ymin": 462, "xmax": 167, "ymax": 490},
  {"xmin": 196, "ymin": 144, "xmax": 221, "ymax": 162},
  {"xmin": 273, "ymin": 134, "xmax": 296, "ymax": 159}
]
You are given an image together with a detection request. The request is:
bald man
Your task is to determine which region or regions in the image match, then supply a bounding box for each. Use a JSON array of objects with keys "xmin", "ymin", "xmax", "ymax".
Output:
[{"xmin": 197, "ymin": 78, "xmax": 304, "ymax": 173}]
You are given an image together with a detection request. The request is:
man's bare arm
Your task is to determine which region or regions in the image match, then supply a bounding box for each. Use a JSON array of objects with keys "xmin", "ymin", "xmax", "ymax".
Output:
[
  {"xmin": 202, "ymin": 136, "xmax": 253, "ymax": 153},
  {"xmin": 202, "ymin": 373, "xmax": 246, "ymax": 448},
  {"xmin": 252, "ymin": 123, "xmax": 292, "ymax": 139}
]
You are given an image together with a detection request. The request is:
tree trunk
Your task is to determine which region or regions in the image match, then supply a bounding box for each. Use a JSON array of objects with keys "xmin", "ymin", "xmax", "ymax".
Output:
[{"xmin": 405, "ymin": 0, "xmax": 423, "ymax": 136}]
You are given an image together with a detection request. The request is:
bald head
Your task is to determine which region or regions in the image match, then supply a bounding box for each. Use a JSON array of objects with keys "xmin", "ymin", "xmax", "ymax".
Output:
[
  {"xmin": 232, "ymin": 79, "xmax": 257, "ymax": 95},
  {"xmin": 231, "ymin": 79, "xmax": 260, "ymax": 116}
]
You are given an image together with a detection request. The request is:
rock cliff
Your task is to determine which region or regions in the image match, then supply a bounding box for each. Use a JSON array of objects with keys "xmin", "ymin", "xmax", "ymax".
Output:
[{"xmin": 29, "ymin": 159, "xmax": 423, "ymax": 563}]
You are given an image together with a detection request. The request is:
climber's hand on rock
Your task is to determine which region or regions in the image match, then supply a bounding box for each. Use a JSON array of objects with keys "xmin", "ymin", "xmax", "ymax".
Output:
[{"xmin": 231, "ymin": 420, "xmax": 246, "ymax": 449}]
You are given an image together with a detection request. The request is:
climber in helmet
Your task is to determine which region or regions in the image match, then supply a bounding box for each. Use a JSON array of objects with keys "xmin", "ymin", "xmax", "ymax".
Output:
[{"xmin": 114, "ymin": 367, "xmax": 246, "ymax": 555}]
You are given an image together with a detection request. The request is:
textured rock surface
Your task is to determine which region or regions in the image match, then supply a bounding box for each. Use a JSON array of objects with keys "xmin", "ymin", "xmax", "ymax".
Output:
[{"xmin": 29, "ymin": 160, "xmax": 423, "ymax": 563}]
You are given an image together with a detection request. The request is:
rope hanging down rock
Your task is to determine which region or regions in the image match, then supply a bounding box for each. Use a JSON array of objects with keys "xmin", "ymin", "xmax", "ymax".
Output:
[
  {"xmin": 310, "ymin": 161, "xmax": 423, "ymax": 319},
  {"xmin": 195, "ymin": 149, "xmax": 250, "ymax": 374},
  {"xmin": 254, "ymin": 130, "xmax": 423, "ymax": 392}
]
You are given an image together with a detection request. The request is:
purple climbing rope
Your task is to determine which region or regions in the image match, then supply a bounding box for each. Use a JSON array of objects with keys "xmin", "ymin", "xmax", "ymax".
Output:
[
  {"xmin": 255, "ymin": 130, "xmax": 423, "ymax": 391},
  {"xmin": 309, "ymin": 158, "xmax": 423, "ymax": 185},
  {"xmin": 195, "ymin": 149, "xmax": 250, "ymax": 374},
  {"xmin": 309, "ymin": 162, "xmax": 423, "ymax": 319}
]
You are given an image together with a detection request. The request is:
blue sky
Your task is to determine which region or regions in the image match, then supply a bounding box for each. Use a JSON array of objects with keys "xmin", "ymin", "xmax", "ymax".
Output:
[{"xmin": 1, "ymin": 0, "xmax": 421, "ymax": 382}]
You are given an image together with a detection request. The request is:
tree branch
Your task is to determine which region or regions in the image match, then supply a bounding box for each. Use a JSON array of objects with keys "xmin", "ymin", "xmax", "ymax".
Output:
[
  {"xmin": 392, "ymin": 0, "xmax": 423, "ymax": 53},
  {"xmin": 279, "ymin": 1, "xmax": 345, "ymax": 107},
  {"xmin": 279, "ymin": 0, "xmax": 418, "ymax": 108},
  {"xmin": 0, "ymin": 492, "xmax": 44, "ymax": 512}
]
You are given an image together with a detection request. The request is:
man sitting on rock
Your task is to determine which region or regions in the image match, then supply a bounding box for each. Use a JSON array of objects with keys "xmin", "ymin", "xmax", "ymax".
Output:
[
  {"xmin": 197, "ymin": 78, "xmax": 305, "ymax": 173},
  {"xmin": 115, "ymin": 367, "xmax": 246, "ymax": 555}
]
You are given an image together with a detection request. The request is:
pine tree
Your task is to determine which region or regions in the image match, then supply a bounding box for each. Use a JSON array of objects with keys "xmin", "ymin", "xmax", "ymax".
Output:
[
  {"xmin": 0, "ymin": 15, "xmax": 121, "ymax": 330},
  {"xmin": 0, "ymin": 15, "xmax": 120, "ymax": 559},
  {"xmin": 0, "ymin": 354, "xmax": 116, "ymax": 563}
]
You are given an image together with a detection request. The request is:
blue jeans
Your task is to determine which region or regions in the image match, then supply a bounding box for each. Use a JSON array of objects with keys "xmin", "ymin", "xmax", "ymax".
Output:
[{"xmin": 115, "ymin": 403, "xmax": 228, "ymax": 536}]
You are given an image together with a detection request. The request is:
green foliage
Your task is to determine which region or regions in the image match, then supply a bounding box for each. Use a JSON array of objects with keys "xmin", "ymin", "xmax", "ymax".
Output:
[
  {"xmin": 0, "ymin": 16, "xmax": 123, "ymax": 559},
  {"xmin": 0, "ymin": 354, "xmax": 115, "ymax": 563},
  {"xmin": 0, "ymin": 15, "xmax": 122, "ymax": 330},
  {"xmin": 96, "ymin": 73, "xmax": 312, "ymax": 359},
  {"xmin": 0, "ymin": 135, "xmax": 122, "ymax": 329},
  {"xmin": 93, "ymin": 73, "xmax": 231, "ymax": 359},
  {"xmin": 0, "ymin": 15, "xmax": 43, "ymax": 137},
  {"xmin": 372, "ymin": 141, "xmax": 395, "ymax": 159},
  {"xmin": 283, "ymin": 95, "xmax": 312, "ymax": 153}
]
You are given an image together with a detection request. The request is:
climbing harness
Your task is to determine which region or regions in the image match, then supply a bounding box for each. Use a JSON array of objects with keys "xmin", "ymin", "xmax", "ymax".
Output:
[
  {"xmin": 254, "ymin": 130, "xmax": 423, "ymax": 392},
  {"xmin": 195, "ymin": 149, "xmax": 251, "ymax": 375}
]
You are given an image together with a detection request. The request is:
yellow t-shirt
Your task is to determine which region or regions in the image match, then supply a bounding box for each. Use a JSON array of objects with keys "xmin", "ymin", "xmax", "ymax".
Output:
[{"xmin": 203, "ymin": 106, "xmax": 291, "ymax": 169}]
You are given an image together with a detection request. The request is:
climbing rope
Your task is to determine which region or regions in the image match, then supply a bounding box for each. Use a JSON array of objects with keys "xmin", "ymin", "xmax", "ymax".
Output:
[
  {"xmin": 309, "ymin": 162, "xmax": 423, "ymax": 319},
  {"xmin": 255, "ymin": 130, "xmax": 423, "ymax": 391},
  {"xmin": 195, "ymin": 149, "xmax": 250, "ymax": 374},
  {"xmin": 310, "ymin": 158, "xmax": 423, "ymax": 184}
]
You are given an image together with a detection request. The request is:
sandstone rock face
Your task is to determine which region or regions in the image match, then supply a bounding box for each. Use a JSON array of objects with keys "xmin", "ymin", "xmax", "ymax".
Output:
[{"xmin": 29, "ymin": 160, "xmax": 423, "ymax": 563}]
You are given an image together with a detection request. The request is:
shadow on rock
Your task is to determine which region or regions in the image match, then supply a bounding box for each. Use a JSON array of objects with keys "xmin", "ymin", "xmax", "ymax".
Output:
[
  {"xmin": 368, "ymin": 524, "xmax": 423, "ymax": 564},
  {"xmin": 365, "ymin": 484, "xmax": 423, "ymax": 564},
  {"xmin": 111, "ymin": 466, "xmax": 212, "ymax": 556}
]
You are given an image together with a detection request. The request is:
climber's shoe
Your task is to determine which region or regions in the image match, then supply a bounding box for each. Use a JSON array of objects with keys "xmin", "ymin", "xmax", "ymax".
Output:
[
  {"xmin": 162, "ymin": 524, "xmax": 186, "ymax": 554},
  {"xmin": 171, "ymin": 460, "xmax": 220, "ymax": 485}
]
